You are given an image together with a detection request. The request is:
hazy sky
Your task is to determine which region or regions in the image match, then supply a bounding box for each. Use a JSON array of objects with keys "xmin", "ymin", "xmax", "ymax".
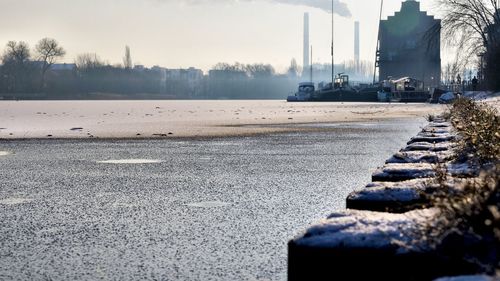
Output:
[{"xmin": 0, "ymin": 0, "xmax": 437, "ymax": 72}]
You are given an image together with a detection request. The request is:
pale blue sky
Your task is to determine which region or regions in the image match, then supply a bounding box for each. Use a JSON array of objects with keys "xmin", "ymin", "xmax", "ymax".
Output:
[{"xmin": 0, "ymin": 0, "xmax": 437, "ymax": 72}]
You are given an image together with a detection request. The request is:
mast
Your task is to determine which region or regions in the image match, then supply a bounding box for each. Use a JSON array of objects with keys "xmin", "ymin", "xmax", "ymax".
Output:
[
  {"xmin": 310, "ymin": 46, "xmax": 313, "ymax": 82},
  {"xmin": 373, "ymin": 0, "xmax": 384, "ymax": 84},
  {"xmin": 331, "ymin": 0, "xmax": 335, "ymax": 87}
]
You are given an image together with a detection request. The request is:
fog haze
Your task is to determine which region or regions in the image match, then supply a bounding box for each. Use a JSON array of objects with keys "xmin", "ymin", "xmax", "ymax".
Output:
[{"xmin": 0, "ymin": 0, "xmax": 435, "ymax": 71}]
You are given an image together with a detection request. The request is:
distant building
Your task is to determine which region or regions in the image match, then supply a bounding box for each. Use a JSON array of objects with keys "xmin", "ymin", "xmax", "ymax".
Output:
[
  {"xmin": 165, "ymin": 67, "xmax": 204, "ymax": 98},
  {"xmin": 379, "ymin": 0, "xmax": 441, "ymax": 88},
  {"xmin": 166, "ymin": 67, "xmax": 203, "ymax": 81}
]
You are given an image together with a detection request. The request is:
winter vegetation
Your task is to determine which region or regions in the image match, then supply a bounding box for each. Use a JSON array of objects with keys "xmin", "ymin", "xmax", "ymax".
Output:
[
  {"xmin": 418, "ymin": 97, "xmax": 499, "ymax": 275},
  {"xmin": 437, "ymin": 0, "xmax": 500, "ymax": 91}
]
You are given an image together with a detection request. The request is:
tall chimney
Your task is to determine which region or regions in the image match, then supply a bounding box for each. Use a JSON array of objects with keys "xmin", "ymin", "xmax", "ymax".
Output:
[
  {"xmin": 354, "ymin": 21, "xmax": 360, "ymax": 69},
  {"xmin": 303, "ymin": 13, "xmax": 310, "ymax": 71}
]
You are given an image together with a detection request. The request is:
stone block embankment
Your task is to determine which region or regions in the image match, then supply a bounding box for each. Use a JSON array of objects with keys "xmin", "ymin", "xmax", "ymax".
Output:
[{"xmin": 288, "ymin": 117, "xmax": 481, "ymax": 280}]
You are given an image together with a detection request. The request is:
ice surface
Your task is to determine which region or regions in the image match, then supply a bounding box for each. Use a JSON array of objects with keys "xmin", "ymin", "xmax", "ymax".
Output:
[{"xmin": 186, "ymin": 201, "xmax": 231, "ymax": 208}]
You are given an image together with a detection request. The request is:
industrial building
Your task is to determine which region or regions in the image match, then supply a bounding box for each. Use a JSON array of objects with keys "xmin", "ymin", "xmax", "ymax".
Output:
[{"xmin": 378, "ymin": 0, "xmax": 441, "ymax": 88}]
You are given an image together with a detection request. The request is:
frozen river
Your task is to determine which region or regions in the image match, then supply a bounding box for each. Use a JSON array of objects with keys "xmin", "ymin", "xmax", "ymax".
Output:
[{"xmin": 0, "ymin": 119, "xmax": 425, "ymax": 280}]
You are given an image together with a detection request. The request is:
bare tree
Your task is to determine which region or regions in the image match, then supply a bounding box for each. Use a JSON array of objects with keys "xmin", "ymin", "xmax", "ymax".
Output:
[
  {"xmin": 437, "ymin": 0, "xmax": 500, "ymax": 88},
  {"xmin": 2, "ymin": 41, "xmax": 31, "ymax": 64},
  {"xmin": 36, "ymin": 38, "xmax": 66, "ymax": 90},
  {"xmin": 2, "ymin": 41, "xmax": 32, "ymax": 92},
  {"xmin": 123, "ymin": 46, "xmax": 132, "ymax": 70},
  {"xmin": 75, "ymin": 53, "xmax": 104, "ymax": 71}
]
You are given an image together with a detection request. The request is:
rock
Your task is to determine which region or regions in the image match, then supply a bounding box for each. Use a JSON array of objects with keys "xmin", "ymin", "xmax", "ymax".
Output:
[
  {"xmin": 346, "ymin": 179, "xmax": 431, "ymax": 213},
  {"xmin": 347, "ymin": 178, "xmax": 469, "ymax": 213},
  {"xmin": 372, "ymin": 163, "xmax": 436, "ymax": 182},
  {"xmin": 417, "ymin": 131, "xmax": 456, "ymax": 138},
  {"xmin": 408, "ymin": 135, "xmax": 456, "ymax": 144},
  {"xmin": 288, "ymin": 209, "xmax": 477, "ymax": 281},
  {"xmin": 429, "ymin": 118, "xmax": 451, "ymax": 126},
  {"xmin": 386, "ymin": 151, "xmax": 452, "ymax": 164},
  {"xmin": 427, "ymin": 123, "xmax": 452, "ymax": 128},
  {"xmin": 421, "ymin": 127, "xmax": 452, "ymax": 134},
  {"xmin": 403, "ymin": 142, "xmax": 454, "ymax": 152}
]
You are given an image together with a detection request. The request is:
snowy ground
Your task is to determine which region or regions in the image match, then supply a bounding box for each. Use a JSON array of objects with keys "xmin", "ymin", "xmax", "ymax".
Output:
[{"xmin": 0, "ymin": 100, "xmax": 443, "ymax": 139}]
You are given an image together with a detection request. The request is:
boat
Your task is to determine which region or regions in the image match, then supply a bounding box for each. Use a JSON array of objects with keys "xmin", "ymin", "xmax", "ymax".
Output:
[
  {"xmin": 313, "ymin": 74, "xmax": 378, "ymax": 102},
  {"xmin": 287, "ymin": 82, "xmax": 315, "ymax": 102},
  {"xmin": 287, "ymin": 74, "xmax": 379, "ymax": 102},
  {"xmin": 377, "ymin": 77, "xmax": 430, "ymax": 102}
]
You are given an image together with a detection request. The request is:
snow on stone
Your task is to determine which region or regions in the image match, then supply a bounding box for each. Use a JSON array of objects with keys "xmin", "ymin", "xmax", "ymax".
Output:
[
  {"xmin": 434, "ymin": 275, "xmax": 496, "ymax": 281},
  {"xmin": 421, "ymin": 127, "xmax": 451, "ymax": 134},
  {"xmin": 408, "ymin": 135, "xmax": 456, "ymax": 144},
  {"xmin": 417, "ymin": 131, "xmax": 455, "ymax": 138},
  {"xmin": 292, "ymin": 208, "xmax": 436, "ymax": 252},
  {"xmin": 426, "ymin": 123, "xmax": 452, "ymax": 129},
  {"xmin": 372, "ymin": 163, "xmax": 436, "ymax": 181},
  {"xmin": 348, "ymin": 179, "xmax": 430, "ymax": 202},
  {"xmin": 386, "ymin": 151, "xmax": 452, "ymax": 164},
  {"xmin": 403, "ymin": 142, "xmax": 454, "ymax": 152},
  {"xmin": 348, "ymin": 178, "xmax": 468, "ymax": 205}
]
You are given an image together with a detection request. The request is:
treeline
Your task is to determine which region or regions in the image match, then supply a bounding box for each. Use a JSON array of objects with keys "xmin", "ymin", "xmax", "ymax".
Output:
[
  {"xmin": 438, "ymin": 0, "xmax": 500, "ymax": 91},
  {"xmin": 0, "ymin": 40, "xmax": 303, "ymax": 99},
  {"xmin": 0, "ymin": 39, "xmax": 377, "ymax": 100}
]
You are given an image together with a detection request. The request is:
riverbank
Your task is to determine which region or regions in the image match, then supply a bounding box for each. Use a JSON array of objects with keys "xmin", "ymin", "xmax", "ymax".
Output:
[
  {"xmin": 0, "ymin": 100, "xmax": 444, "ymax": 139},
  {"xmin": 288, "ymin": 97, "xmax": 500, "ymax": 280}
]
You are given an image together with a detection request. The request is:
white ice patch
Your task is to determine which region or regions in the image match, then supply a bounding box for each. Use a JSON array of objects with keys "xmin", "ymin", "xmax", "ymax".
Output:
[
  {"xmin": 0, "ymin": 151, "xmax": 11, "ymax": 156},
  {"xmin": 0, "ymin": 198, "xmax": 33, "ymax": 205},
  {"xmin": 186, "ymin": 201, "xmax": 231, "ymax": 208},
  {"xmin": 97, "ymin": 159, "xmax": 163, "ymax": 164}
]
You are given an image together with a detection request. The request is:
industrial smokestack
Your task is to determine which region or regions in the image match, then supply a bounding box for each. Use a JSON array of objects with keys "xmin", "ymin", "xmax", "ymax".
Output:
[
  {"xmin": 303, "ymin": 12, "xmax": 310, "ymax": 71},
  {"xmin": 354, "ymin": 21, "xmax": 360, "ymax": 69}
]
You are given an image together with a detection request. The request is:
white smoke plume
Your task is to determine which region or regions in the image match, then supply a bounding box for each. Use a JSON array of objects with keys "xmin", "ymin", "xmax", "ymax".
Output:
[{"xmin": 177, "ymin": 0, "xmax": 351, "ymax": 17}]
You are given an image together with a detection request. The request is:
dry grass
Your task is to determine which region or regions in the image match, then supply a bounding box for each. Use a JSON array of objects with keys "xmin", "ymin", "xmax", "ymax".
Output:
[
  {"xmin": 449, "ymin": 97, "xmax": 500, "ymax": 163},
  {"xmin": 420, "ymin": 98, "xmax": 500, "ymax": 274}
]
